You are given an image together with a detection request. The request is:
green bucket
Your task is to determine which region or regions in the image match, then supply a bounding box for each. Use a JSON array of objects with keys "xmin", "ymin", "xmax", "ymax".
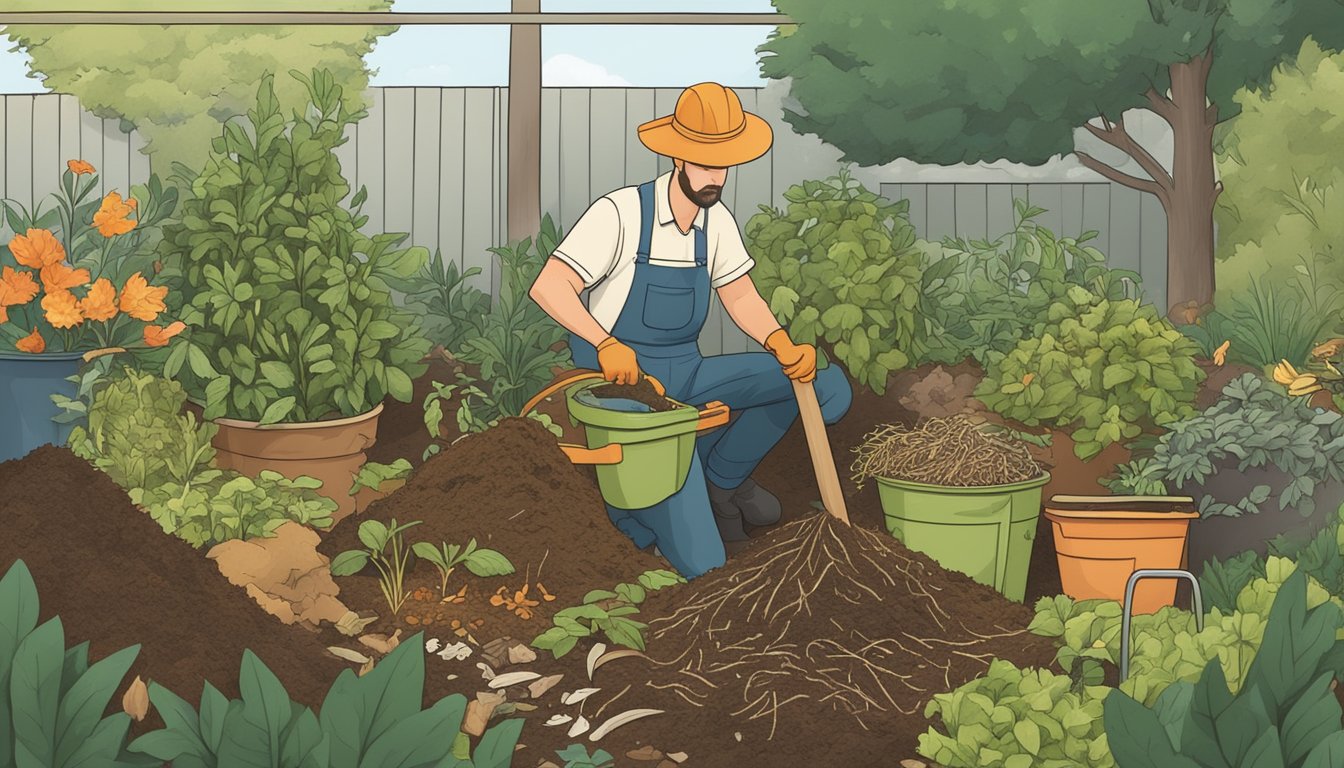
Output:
[
  {"xmin": 564, "ymin": 379, "xmax": 704, "ymax": 510},
  {"xmin": 875, "ymin": 472, "xmax": 1050, "ymax": 602}
]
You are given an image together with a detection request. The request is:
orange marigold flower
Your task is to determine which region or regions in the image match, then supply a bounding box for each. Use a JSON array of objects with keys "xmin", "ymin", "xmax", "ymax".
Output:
[
  {"xmin": 40, "ymin": 261, "xmax": 91, "ymax": 292},
  {"xmin": 0, "ymin": 267, "xmax": 40, "ymax": 307},
  {"xmin": 67, "ymin": 159, "xmax": 96, "ymax": 176},
  {"xmin": 16, "ymin": 327, "xmax": 45, "ymax": 353},
  {"xmin": 9, "ymin": 228, "xmax": 66, "ymax": 269},
  {"xmin": 143, "ymin": 320, "xmax": 186, "ymax": 347},
  {"xmin": 42, "ymin": 290, "xmax": 83, "ymax": 329},
  {"xmin": 93, "ymin": 192, "xmax": 137, "ymax": 238},
  {"xmin": 119, "ymin": 272, "xmax": 167, "ymax": 322},
  {"xmin": 79, "ymin": 277, "xmax": 118, "ymax": 322},
  {"xmin": 0, "ymin": 305, "xmax": 7, "ymax": 324}
]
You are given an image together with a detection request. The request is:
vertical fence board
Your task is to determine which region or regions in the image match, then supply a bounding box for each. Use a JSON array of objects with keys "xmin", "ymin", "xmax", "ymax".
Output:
[
  {"xmin": 1060, "ymin": 183, "xmax": 1084, "ymax": 237},
  {"xmin": 381, "ymin": 89, "xmax": 416, "ymax": 239},
  {"xmin": 653, "ymin": 89, "xmax": 679, "ymax": 178},
  {"xmin": 1108, "ymin": 185, "xmax": 1143, "ymax": 276},
  {"xmin": 128, "ymin": 123, "xmax": 151, "ymax": 189},
  {"xmin": 101, "ymin": 119, "xmax": 131, "ymax": 205},
  {"xmin": 461, "ymin": 88, "xmax": 496, "ymax": 295},
  {"xmin": 1139, "ymin": 192, "xmax": 1168, "ymax": 313},
  {"xmin": 540, "ymin": 88, "xmax": 562, "ymax": 224},
  {"xmin": 1080, "ymin": 183, "xmax": 1111, "ymax": 256},
  {"xmin": 557, "ymin": 88, "xmax": 591, "ymax": 233},
  {"xmin": 1027, "ymin": 183, "xmax": 1064, "ymax": 237},
  {"xmin": 0, "ymin": 98, "xmax": 6, "ymax": 202},
  {"xmin": 6, "ymin": 96, "xmax": 33, "ymax": 210},
  {"xmin": 30, "ymin": 96, "xmax": 60, "ymax": 211},
  {"xmin": 588, "ymin": 88, "xmax": 625, "ymax": 201},
  {"xmin": 331, "ymin": 119, "xmax": 358, "ymax": 206},
  {"xmin": 985, "ymin": 184, "xmax": 1015, "ymax": 241},
  {"xmin": 623, "ymin": 89, "xmax": 657, "ymax": 187},
  {"xmin": 925, "ymin": 185, "xmax": 956, "ymax": 242},
  {"xmin": 954, "ymin": 183, "xmax": 987, "ymax": 242},
  {"xmin": 356, "ymin": 87, "xmax": 385, "ymax": 236},
  {"xmin": 438, "ymin": 89, "xmax": 466, "ymax": 274},
  {"xmin": 411, "ymin": 88, "xmax": 442, "ymax": 253}
]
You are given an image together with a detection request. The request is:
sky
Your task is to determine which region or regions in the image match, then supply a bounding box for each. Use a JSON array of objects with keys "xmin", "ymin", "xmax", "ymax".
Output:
[{"xmin": 0, "ymin": 0, "xmax": 780, "ymax": 92}]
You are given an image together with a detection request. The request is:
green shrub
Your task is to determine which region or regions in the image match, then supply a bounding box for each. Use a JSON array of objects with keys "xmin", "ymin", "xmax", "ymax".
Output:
[
  {"xmin": 1186, "ymin": 276, "xmax": 1339, "ymax": 370},
  {"xmin": 975, "ymin": 287, "xmax": 1203, "ymax": 459},
  {"xmin": 531, "ymin": 570, "xmax": 684, "ymax": 658},
  {"xmin": 745, "ymin": 169, "xmax": 923, "ymax": 393},
  {"xmin": 917, "ymin": 659, "xmax": 1112, "ymax": 768},
  {"xmin": 914, "ymin": 200, "xmax": 1142, "ymax": 367},
  {"xmin": 70, "ymin": 367, "xmax": 337, "ymax": 548},
  {"xmin": 388, "ymin": 246, "xmax": 491, "ymax": 355},
  {"xmin": 159, "ymin": 68, "xmax": 431, "ymax": 424},
  {"xmin": 1103, "ymin": 569, "xmax": 1344, "ymax": 767},
  {"xmin": 1107, "ymin": 373, "xmax": 1344, "ymax": 520}
]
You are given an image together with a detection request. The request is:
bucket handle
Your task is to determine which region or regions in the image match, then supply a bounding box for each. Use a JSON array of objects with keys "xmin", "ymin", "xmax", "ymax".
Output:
[{"xmin": 518, "ymin": 369, "xmax": 668, "ymax": 418}]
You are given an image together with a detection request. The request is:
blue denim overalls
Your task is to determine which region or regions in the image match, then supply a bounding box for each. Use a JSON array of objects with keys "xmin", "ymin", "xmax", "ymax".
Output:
[{"xmin": 571, "ymin": 179, "xmax": 853, "ymax": 579}]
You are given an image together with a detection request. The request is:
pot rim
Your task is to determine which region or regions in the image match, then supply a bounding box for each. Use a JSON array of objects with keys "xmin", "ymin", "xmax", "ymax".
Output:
[
  {"xmin": 1045, "ymin": 508, "xmax": 1201, "ymax": 521},
  {"xmin": 874, "ymin": 471, "xmax": 1051, "ymax": 494},
  {"xmin": 212, "ymin": 401, "xmax": 384, "ymax": 431},
  {"xmin": 0, "ymin": 349, "xmax": 88, "ymax": 361}
]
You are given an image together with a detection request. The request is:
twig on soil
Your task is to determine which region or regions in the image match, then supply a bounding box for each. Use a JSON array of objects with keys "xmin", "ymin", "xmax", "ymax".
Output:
[{"xmin": 595, "ymin": 683, "xmax": 631, "ymax": 719}]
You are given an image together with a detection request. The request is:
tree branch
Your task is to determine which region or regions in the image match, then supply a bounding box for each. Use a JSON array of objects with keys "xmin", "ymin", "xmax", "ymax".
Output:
[
  {"xmin": 1205, "ymin": 101, "xmax": 1219, "ymax": 128},
  {"xmin": 1075, "ymin": 151, "xmax": 1168, "ymax": 202},
  {"xmin": 1081, "ymin": 118, "xmax": 1174, "ymax": 193},
  {"xmin": 1143, "ymin": 87, "xmax": 1177, "ymax": 123}
]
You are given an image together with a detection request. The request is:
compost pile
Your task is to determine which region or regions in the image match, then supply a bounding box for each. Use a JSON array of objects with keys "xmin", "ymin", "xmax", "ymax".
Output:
[
  {"xmin": 0, "ymin": 446, "xmax": 345, "ymax": 711},
  {"xmin": 564, "ymin": 512, "xmax": 1058, "ymax": 766},
  {"xmin": 589, "ymin": 379, "xmax": 678, "ymax": 412},
  {"xmin": 851, "ymin": 415, "xmax": 1045, "ymax": 488},
  {"xmin": 319, "ymin": 417, "xmax": 666, "ymax": 640}
]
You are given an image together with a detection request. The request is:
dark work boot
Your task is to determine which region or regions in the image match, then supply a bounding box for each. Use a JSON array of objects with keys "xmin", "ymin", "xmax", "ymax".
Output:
[
  {"xmin": 732, "ymin": 478, "xmax": 782, "ymax": 527},
  {"xmin": 707, "ymin": 482, "xmax": 751, "ymax": 542}
]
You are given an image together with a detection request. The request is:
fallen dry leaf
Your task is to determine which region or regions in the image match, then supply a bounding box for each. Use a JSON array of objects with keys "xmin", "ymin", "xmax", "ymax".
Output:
[
  {"xmin": 666, "ymin": 752, "xmax": 688, "ymax": 763},
  {"xmin": 627, "ymin": 746, "xmax": 663, "ymax": 762},
  {"xmin": 586, "ymin": 643, "xmax": 608, "ymax": 680},
  {"xmin": 529, "ymin": 673, "xmax": 564, "ymax": 699},
  {"xmin": 327, "ymin": 646, "xmax": 372, "ymax": 665},
  {"xmin": 508, "ymin": 644, "xmax": 537, "ymax": 665},
  {"xmin": 562, "ymin": 687, "xmax": 600, "ymax": 705},
  {"xmin": 464, "ymin": 691, "xmax": 507, "ymax": 737},
  {"xmin": 488, "ymin": 671, "xmax": 542, "ymax": 690},
  {"xmin": 589, "ymin": 709, "xmax": 664, "ymax": 741},
  {"xmin": 357, "ymin": 659, "xmax": 375, "ymax": 677},
  {"xmin": 567, "ymin": 716, "xmax": 590, "ymax": 738},
  {"xmin": 537, "ymin": 582, "xmax": 556, "ymax": 602},
  {"xmin": 122, "ymin": 676, "xmax": 150, "ymax": 722},
  {"xmin": 334, "ymin": 611, "xmax": 378, "ymax": 636},
  {"xmin": 358, "ymin": 629, "xmax": 403, "ymax": 656},
  {"xmin": 592, "ymin": 648, "xmax": 648, "ymax": 676}
]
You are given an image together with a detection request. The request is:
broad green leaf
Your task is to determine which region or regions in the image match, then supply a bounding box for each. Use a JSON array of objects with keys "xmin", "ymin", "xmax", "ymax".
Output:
[
  {"xmin": 463, "ymin": 549, "xmax": 515, "ymax": 578},
  {"xmin": 258, "ymin": 361, "xmax": 296, "ymax": 389},
  {"xmin": 329, "ymin": 550, "xmax": 370, "ymax": 577},
  {"xmin": 1102, "ymin": 690, "xmax": 1196, "ymax": 768},
  {"xmin": 53, "ymin": 644, "xmax": 140, "ymax": 767},
  {"xmin": 472, "ymin": 718, "xmax": 525, "ymax": 768},
  {"xmin": 11, "ymin": 617, "xmax": 67, "ymax": 767}
]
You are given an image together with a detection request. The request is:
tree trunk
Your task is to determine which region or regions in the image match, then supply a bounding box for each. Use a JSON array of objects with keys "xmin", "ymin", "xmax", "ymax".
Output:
[
  {"xmin": 1162, "ymin": 54, "xmax": 1220, "ymax": 321},
  {"xmin": 507, "ymin": 0, "xmax": 541, "ymax": 244}
]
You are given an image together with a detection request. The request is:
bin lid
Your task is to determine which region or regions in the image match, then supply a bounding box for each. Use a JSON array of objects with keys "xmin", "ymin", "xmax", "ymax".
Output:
[{"xmin": 1046, "ymin": 494, "xmax": 1198, "ymax": 514}]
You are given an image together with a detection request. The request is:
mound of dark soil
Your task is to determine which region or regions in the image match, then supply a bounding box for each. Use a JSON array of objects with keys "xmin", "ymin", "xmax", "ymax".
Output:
[
  {"xmin": 320, "ymin": 417, "xmax": 666, "ymax": 644},
  {"xmin": 0, "ymin": 446, "xmax": 345, "ymax": 712}
]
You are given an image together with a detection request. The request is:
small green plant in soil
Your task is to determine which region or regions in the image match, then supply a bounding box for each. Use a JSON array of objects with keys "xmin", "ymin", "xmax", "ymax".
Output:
[
  {"xmin": 387, "ymin": 246, "xmax": 492, "ymax": 355},
  {"xmin": 330, "ymin": 518, "xmax": 423, "ymax": 616},
  {"xmin": 423, "ymin": 372, "xmax": 563, "ymax": 460},
  {"xmin": 349, "ymin": 458, "xmax": 414, "ymax": 495},
  {"xmin": 1103, "ymin": 569, "xmax": 1344, "ymax": 768},
  {"xmin": 555, "ymin": 744, "xmax": 616, "ymax": 768},
  {"xmin": 411, "ymin": 538, "xmax": 516, "ymax": 599},
  {"xmin": 531, "ymin": 570, "xmax": 684, "ymax": 658}
]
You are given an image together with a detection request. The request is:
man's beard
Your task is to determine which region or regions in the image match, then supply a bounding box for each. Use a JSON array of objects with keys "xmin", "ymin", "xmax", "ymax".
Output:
[{"xmin": 678, "ymin": 166, "xmax": 722, "ymax": 208}]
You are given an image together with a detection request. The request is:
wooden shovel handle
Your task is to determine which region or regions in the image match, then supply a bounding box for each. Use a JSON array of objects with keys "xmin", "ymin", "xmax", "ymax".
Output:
[{"xmin": 792, "ymin": 378, "xmax": 850, "ymax": 525}]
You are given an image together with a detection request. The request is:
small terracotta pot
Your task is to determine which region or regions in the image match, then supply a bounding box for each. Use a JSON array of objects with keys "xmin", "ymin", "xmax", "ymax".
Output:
[
  {"xmin": 1045, "ymin": 495, "xmax": 1200, "ymax": 615},
  {"xmin": 211, "ymin": 404, "xmax": 383, "ymax": 524}
]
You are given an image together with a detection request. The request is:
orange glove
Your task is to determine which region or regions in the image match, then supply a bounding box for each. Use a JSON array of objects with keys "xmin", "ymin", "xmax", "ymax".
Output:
[
  {"xmin": 765, "ymin": 328, "xmax": 817, "ymax": 383},
  {"xmin": 597, "ymin": 336, "xmax": 642, "ymax": 385}
]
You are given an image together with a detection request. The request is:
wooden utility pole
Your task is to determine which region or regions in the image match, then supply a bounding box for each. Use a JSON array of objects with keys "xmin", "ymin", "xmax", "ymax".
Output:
[{"xmin": 507, "ymin": 0, "xmax": 541, "ymax": 244}]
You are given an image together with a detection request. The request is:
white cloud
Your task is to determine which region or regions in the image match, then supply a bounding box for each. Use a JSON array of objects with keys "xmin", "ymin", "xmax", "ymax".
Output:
[{"xmin": 543, "ymin": 54, "xmax": 630, "ymax": 87}]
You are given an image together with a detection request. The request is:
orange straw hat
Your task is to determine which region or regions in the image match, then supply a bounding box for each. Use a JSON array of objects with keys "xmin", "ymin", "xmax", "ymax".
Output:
[{"xmin": 637, "ymin": 82, "xmax": 773, "ymax": 168}]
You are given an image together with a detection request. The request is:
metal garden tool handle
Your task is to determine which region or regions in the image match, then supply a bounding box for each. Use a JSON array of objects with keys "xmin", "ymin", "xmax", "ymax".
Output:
[{"xmin": 1119, "ymin": 569, "xmax": 1203, "ymax": 682}]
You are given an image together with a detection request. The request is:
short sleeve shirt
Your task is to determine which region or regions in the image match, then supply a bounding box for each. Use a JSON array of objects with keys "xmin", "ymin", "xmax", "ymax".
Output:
[{"xmin": 549, "ymin": 171, "xmax": 755, "ymax": 332}]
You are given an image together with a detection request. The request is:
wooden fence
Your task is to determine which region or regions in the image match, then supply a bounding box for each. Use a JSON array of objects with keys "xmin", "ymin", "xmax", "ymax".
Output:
[{"xmin": 0, "ymin": 88, "xmax": 1170, "ymax": 355}]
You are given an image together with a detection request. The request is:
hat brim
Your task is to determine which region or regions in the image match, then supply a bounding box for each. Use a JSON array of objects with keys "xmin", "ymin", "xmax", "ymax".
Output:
[{"xmin": 636, "ymin": 112, "xmax": 774, "ymax": 168}]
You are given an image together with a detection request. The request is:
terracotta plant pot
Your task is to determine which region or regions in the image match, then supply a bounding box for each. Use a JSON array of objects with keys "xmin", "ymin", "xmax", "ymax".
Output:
[
  {"xmin": 211, "ymin": 404, "xmax": 383, "ymax": 524},
  {"xmin": 1044, "ymin": 495, "xmax": 1200, "ymax": 615}
]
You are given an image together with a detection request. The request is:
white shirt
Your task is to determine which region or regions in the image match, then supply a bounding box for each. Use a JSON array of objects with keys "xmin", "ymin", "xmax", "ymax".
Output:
[{"xmin": 550, "ymin": 171, "xmax": 755, "ymax": 332}]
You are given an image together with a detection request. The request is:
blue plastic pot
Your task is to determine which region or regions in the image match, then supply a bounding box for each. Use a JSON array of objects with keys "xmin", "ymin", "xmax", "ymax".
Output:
[{"xmin": 0, "ymin": 350, "xmax": 84, "ymax": 463}]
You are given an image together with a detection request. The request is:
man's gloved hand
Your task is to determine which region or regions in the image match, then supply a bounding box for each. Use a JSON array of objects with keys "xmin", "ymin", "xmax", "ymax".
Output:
[
  {"xmin": 764, "ymin": 328, "xmax": 817, "ymax": 383},
  {"xmin": 597, "ymin": 336, "xmax": 642, "ymax": 385}
]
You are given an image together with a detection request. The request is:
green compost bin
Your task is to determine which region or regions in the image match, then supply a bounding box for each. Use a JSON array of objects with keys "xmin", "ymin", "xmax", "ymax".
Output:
[
  {"xmin": 565, "ymin": 379, "xmax": 703, "ymax": 510},
  {"xmin": 876, "ymin": 472, "xmax": 1050, "ymax": 603}
]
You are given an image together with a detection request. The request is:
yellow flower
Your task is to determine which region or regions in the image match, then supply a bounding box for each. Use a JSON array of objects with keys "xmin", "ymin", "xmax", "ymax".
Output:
[
  {"xmin": 39, "ymin": 261, "xmax": 91, "ymax": 292},
  {"xmin": 9, "ymin": 228, "xmax": 66, "ymax": 269},
  {"xmin": 1289, "ymin": 374, "xmax": 1323, "ymax": 397},
  {"xmin": 93, "ymin": 192, "xmax": 137, "ymax": 237},
  {"xmin": 79, "ymin": 278, "xmax": 118, "ymax": 322},
  {"xmin": 118, "ymin": 272, "xmax": 167, "ymax": 322},
  {"xmin": 42, "ymin": 290, "xmax": 83, "ymax": 329},
  {"xmin": 1273, "ymin": 360, "xmax": 1300, "ymax": 386},
  {"xmin": 0, "ymin": 267, "xmax": 39, "ymax": 307},
  {"xmin": 67, "ymin": 159, "xmax": 96, "ymax": 176},
  {"xmin": 15, "ymin": 327, "xmax": 45, "ymax": 353},
  {"xmin": 1212, "ymin": 340, "xmax": 1230, "ymax": 367},
  {"xmin": 143, "ymin": 321, "xmax": 186, "ymax": 348}
]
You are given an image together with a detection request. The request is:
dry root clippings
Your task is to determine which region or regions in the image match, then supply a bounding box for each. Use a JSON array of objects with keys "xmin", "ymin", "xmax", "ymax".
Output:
[{"xmin": 849, "ymin": 415, "xmax": 1044, "ymax": 488}]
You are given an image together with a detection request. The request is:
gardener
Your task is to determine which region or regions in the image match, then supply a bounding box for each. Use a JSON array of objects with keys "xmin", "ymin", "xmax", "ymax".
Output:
[{"xmin": 529, "ymin": 82, "xmax": 853, "ymax": 579}]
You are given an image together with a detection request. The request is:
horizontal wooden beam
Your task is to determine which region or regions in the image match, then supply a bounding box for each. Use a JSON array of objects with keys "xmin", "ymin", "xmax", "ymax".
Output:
[{"xmin": 0, "ymin": 11, "xmax": 794, "ymax": 26}]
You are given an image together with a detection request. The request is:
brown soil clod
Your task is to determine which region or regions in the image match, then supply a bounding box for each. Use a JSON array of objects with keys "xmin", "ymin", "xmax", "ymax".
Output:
[{"xmin": 589, "ymin": 379, "xmax": 679, "ymax": 412}]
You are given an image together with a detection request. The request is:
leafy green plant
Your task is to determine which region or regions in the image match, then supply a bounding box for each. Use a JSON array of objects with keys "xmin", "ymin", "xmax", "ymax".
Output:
[
  {"xmin": 422, "ymin": 373, "xmax": 563, "ymax": 459},
  {"xmin": 129, "ymin": 630, "xmax": 524, "ymax": 767},
  {"xmin": 1103, "ymin": 569, "xmax": 1344, "ymax": 768},
  {"xmin": 159, "ymin": 68, "xmax": 431, "ymax": 424},
  {"xmin": 1106, "ymin": 373, "xmax": 1344, "ymax": 519},
  {"xmin": 388, "ymin": 246, "xmax": 491, "ymax": 355},
  {"xmin": 1199, "ymin": 550, "xmax": 1268, "ymax": 613},
  {"xmin": 914, "ymin": 199, "xmax": 1142, "ymax": 367},
  {"xmin": 746, "ymin": 168, "xmax": 923, "ymax": 393},
  {"xmin": 917, "ymin": 659, "xmax": 1113, "ymax": 768},
  {"xmin": 555, "ymin": 744, "xmax": 615, "ymax": 768},
  {"xmin": 349, "ymin": 459, "xmax": 413, "ymax": 495},
  {"xmin": 531, "ymin": 570, "xmax": 684, "ymax": 658},
  {"xmin": 1224, "ymin": 279, "xmax": 1338, "ymax": 370},
  {"xmin": 138, "ymin": 470, "xmax": 337, "ymax": 548},
  {"xmin": 330, "ymin": 518, "xmax": 423, "ymax": 616},
  {"xmin": 0, "ymin": 560, "xmax": 154, "ymax": 767},
  {"xmin": 976, "ymin": 286, "xmax": 1204, "ymax": 459},
  {"xmin": 411, "ymin": 538, "xmax": 516, "ymax": 599}
]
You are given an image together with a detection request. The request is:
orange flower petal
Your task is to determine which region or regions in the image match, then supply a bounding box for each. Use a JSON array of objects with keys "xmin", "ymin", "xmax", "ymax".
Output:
[
  {"xmin": 78, "ymin": 278, "xmax": 118, "ymax": 322},
  {"xmin": 40, "ymin": 262, "xmax": 91, "ymax": 292},
  {"xmin": 1213, "ymin": 340, "xmax": 1230, "ymax": 367},
  {"xmin": 42, "ymin": 290, "xmax": 83, "ymax": 329},
  {"xmin": 118, "ymin": 272, "xmax": 168, "ymax": 322},
  {"xmin": 0, "ymin": 305, "xmax": 7, "ymax": 324},
  {"xmin": 9, "ymin": 229, "xmax": 65, "ymax": 269},
  {"xmin": 143, "ymin": 320, "xmax": 186, "ymax": 347},
  {"xmin": 94, "ymin": 192, "xmax": 137, "ymax": 238},
  {"xmin": 16, "ymin": 327, "xmax": 45, "ymax": 353},
  {"xmin": 67, "ymin": 159, "xmax": 95, "ymax": 175},
  {"xmin": 0, "ymin": 267, "xmax": 40, "ymax": 307}
]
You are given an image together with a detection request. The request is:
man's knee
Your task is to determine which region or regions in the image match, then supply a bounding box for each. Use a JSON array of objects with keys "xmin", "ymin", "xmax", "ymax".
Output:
[{"xmin": 816, "ymin": 365, "xmax": 853, "ymax": 424}]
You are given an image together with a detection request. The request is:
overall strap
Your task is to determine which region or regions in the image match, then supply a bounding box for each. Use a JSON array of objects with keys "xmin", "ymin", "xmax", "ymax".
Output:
[{"xmin": 635, "ymin": 181, "xmax": 656, "ymax": 265}]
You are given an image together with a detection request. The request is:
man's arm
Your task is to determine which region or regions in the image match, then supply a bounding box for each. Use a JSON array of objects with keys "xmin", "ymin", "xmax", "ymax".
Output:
[
  {"xmin": 529, "ymin": 257, "xmax": 610, "ymax": 348},
  {"xmin": 717, "ymin": 273, "xmax": 783, "ymax": 346}
]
